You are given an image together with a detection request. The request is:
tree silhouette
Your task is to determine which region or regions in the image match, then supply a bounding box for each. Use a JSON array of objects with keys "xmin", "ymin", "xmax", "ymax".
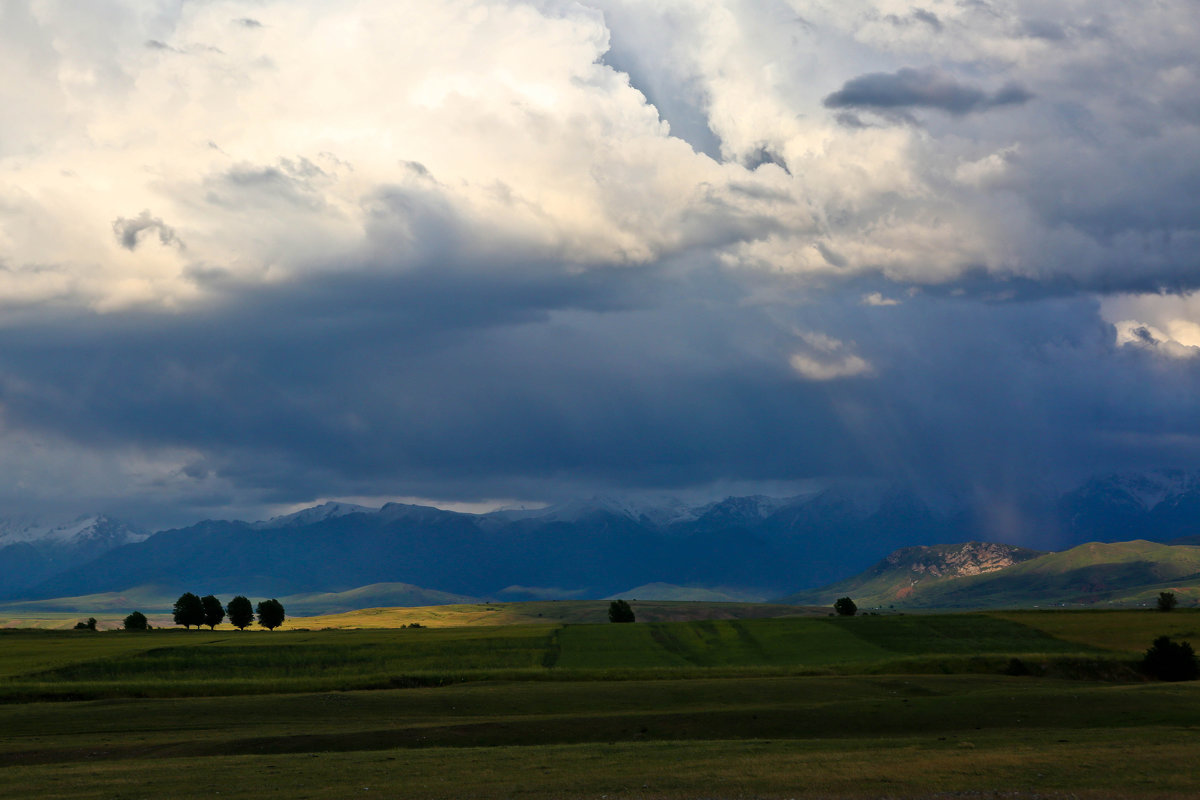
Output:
[
  {"xmin": 1142, "ymin": 635, "xmax": 1199, "ymax": 681},
  {"xmin": 123, "ymin": 611, "xmax": 148, "ymax": 631},
  {"xmin": 608, "ymin": 599, "xmax": 635, "ymax": 623},
  {"xmin": 173, "ymin": 593, "xmax": 205, "ymax": 629},
  {"xmin": 1157, "ymin": 591, "xmax": 1178, "ymax": 612},
  {"xmin": 226, "ymin": 595, "xmax": 254, "ymax": 630},
  {"xmin": 201, "ymin": 595, "xmax": 225, "ymax": 630},
  {"xmin": 834, "ymin": 597, "xmax": 858, "ymax": 616},
  {"xmin": 256, "ymin": 598, "xmax": 286, "ymax": 631}
]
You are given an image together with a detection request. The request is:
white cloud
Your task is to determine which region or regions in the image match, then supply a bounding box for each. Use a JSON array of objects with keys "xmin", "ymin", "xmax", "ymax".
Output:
[
  {"xmin": 862, "ymin": 292, "xmax": 901, "ymax": 306},
  {"xmin": 790, "ymin": 331, "xmax": 874, "ymax": 380},
  {"xmin": 1, "ymin": 0, "xmax": 1196, "ymax": 315}
]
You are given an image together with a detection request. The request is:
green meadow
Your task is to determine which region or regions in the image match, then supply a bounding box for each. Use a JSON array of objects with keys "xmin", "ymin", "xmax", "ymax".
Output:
[{"xmin": 1, "ymin": 607, "xmax": 1199, "ymax": 798}]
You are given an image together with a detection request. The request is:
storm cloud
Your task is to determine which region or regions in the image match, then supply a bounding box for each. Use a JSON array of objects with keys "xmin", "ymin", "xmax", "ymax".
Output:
[{"xmin": 0, "ymin": 0, "xmax": 1197, "ymax": 533}]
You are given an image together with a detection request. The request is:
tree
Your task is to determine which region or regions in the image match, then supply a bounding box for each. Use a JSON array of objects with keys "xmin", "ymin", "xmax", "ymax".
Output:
[
  {"xmin": 74, "ymin": 617, "xmax": 97, "ymax": 631},
  {"xmin": 123, "ymin": 611, "xmax": 148, "ymax": 631},
  {"xmin": 256, "ymin": 598, "xmax": 286, "ymax": 631},
  {"xmin": 834, "ymin": 597, "xmax": 858, "ymax": 617},
  {"xmin": 226, "ymin": 595, "xmax": 254, "ymax": 630},
  {"xmin": 608, "ymin": 599, "xmax": 635, "ymax": 623},
  {"xmin": 1157, "ymin": 591, "xmax": 1178, "ymax": 612},
  {"xmin": 173, "ymin": 592, "xmax": 205, "ymax": 629},
  {"xmin": 1142, "ymin": 635, "xmax": 1199, "ymax": 681},
  {"xmin": 201, "ymin": 595, "xmax": 225, "ymax": 630}
]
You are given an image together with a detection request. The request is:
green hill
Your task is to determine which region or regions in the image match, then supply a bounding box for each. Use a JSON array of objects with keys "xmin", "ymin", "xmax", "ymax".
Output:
[
  {"xmin": 908, "ymin": 540, "xmax": 1200, "ymax": 608},
  {"xmin": 782, "ymin": 541, "xmax": 1045, "ymax": 607},
  {"xmin": 788, "ymin": 540, "xmax": 1200, "ymax": 609}
]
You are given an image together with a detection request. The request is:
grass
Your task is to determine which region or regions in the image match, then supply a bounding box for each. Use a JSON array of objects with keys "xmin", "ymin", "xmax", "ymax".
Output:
[
  {"xmin": 7, "ymin": 732, "xmax": 1200, "ymax": 800},
  {"xmin": 2, "ymin": 609, "xmax": 1199, "ymax": 797},
  {"xmin": 3, "ymin": 676, "xmax": 1200, "ymax": 797},
  {"xmin": 0, "ymin": 615, "xmax": 1120, "ymax": 701},
  {"xmin": 991, "ymin": 609, "xmax": 1200, "ymax": 653}
]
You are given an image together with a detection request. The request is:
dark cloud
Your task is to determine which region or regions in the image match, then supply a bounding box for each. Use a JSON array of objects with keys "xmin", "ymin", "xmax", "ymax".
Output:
[
  {"xmin": 912, "ymin": 9, "xmax": 943, "ymax": 31},
  {"xmin": 740, "ymin": 146, "xmax": 791, "ymax": 174},
  {"xmin": 234, "ymin": 17, "xmax": 262, "ymax": 28},
  {"xmin": 1, "ymin": 254, "xmax": 1198, "ymax": 530},
  {"xmin": 1131, "ymin": 326, "xmax": 1158, "ymax": 344},
  {"xmin": 204, "ymin": 158, "xmax": 331, "ymax": 211},
  {"xmin": 111, "ymin": 210, "xmax": 184, "ymax": 251},
  {"xmin": 824, "ymin": 68, "xmax": 1033, "ymax": 115},
  {"xmin": 882, "ymin": 9, "xmax": 943, "ymax": 31},
  {"xmin": 1020, "ymin": 19, "xmax": 1067, "ymax": 41}
]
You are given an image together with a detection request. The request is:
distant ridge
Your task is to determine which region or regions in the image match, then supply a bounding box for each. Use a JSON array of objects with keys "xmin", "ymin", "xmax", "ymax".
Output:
[
  {"xmin": 280, "ymin": 582, "xmax": 476, "ymax": 615},
  {"xmin": 606, "ymin": 583, "xmax": 768, "ymax": 603}
]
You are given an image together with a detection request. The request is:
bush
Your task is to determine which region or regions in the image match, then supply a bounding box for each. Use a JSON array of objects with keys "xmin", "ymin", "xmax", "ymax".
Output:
[
  {"xmin": 123, "ymin": 611, "xmax": 148, "ymax": 631},
  {"xmin": 608, "ymin": 599, "xmax": 635, "ymax": 623},
  {"xmin": 73, "ymin": 617, "xmax": 97, "ymax": 631},
  {"xmin": 1157, "ymin": 591, "xmax": 1178, "ymax": 612},
  {"xmin": 834, "ymin": 597, "xmax": 857, "ymax": 617},
  {"xmin": 1142, "ymin": 635, "xmax": 1199, "ymax": 681}
]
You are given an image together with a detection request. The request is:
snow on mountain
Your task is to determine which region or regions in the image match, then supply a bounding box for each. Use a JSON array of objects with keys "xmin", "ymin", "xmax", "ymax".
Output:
[
  {"xmin": 1116, "ymin": 469, "xmax": 1200, "ymax": 510},
  {"xmin": 0, "ymin": 515, "xmax": 146, "ymax": 550},
  {"xmin": 692, "ymin": 495, "xmax": 787, "ymax": 526},
  {"xmin": 532, "ymin": 495, "xmax": 700, "ymax": 526},
  {"xmin": 254, "ymin": 501, "xmax": 374, "ymax": 529}
]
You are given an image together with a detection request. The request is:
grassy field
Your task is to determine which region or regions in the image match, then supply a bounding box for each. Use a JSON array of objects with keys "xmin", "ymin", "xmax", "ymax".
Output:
[{"xmin": 2, "ymin": 608, "xmax": 1199, "ymax": 798}]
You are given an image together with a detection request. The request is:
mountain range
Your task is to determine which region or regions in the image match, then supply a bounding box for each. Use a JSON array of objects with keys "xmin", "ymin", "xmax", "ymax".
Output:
[{"xmin": 4, "ymin": 469, "xmax": 1200, "ymax": 606}]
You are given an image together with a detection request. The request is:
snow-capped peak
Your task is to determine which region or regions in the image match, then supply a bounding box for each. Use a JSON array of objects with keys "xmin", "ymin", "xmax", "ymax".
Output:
[
  {"xmin": 0, "ymin": 514, "xmax": 146, "ymax": 549},
  {"xmin": 254, "ymin": 501, "xmax": 373, "ymax": 529},
  {"xmin": 532, "ymin": 495, "xmax": 700, "ymax": 526}
]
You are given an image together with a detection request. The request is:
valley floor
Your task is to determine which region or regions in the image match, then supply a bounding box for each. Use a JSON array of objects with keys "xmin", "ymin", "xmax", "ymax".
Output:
[{"xmin": 1, "ymin": 609, "xmax": 1198, "ymax": 799}]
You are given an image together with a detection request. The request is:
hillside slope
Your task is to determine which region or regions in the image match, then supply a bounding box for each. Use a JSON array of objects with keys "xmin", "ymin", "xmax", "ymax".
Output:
[
  {"xmin": 782, "ymin": 541, "xmax": 1044, "ymax": 607},
  {"xmin": 789, "ymin": 540, "xmax": 1200, "ymax": 609},
  {"xmin": 907, "ymin": 540, "xmax": 1200, "ymax": 608}
]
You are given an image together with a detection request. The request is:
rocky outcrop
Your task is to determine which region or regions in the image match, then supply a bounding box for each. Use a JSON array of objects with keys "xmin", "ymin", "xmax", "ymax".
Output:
[{"xmin": 885, "ymin": 541, "xmax": 1044, "ymax": 580}]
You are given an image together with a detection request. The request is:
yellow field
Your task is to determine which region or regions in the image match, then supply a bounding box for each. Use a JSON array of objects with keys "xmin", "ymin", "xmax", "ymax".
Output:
[{"xmin": 281, "ymin": 600, "xmax": 814, "ymax": 630}]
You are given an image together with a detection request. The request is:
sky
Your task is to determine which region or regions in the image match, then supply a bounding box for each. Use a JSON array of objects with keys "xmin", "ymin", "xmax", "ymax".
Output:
[{"xmin": 0, "ymin": 0, "xmax": 1198, "ymax": 529}]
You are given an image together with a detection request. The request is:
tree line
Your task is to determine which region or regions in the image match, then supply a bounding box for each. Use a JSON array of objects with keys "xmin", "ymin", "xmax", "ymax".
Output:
[{"xmin": 119, "ymin": 594, "xmax": 286, "ymax": 631}]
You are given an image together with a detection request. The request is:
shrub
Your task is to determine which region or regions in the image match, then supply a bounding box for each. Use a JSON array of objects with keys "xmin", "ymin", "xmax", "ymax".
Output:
[
  {"xmin": 1142, "ymin": 636, "xmax": 1199, "ymax": 681},
  {"xmin": 834, "ymin": 597, "xmax": 857, "ymax": 617},
  {"xmin": 608, "ymin": 599, "xmax": 635, "ymax": 623},
  {"xmin": 123, "ymin": 611, "xmax": 148, "ymax": 631}
]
